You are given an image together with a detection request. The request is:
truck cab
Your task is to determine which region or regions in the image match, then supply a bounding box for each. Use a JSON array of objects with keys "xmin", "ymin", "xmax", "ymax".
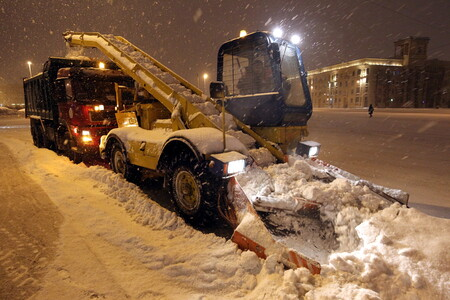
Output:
[
  {"xmin": 213, "ymin": 31, "xmax": 313, "ymax": 150},
  {"xmin": 54, "ymin": 67, "xmax": 133, "ymax": 153},
  {"xmin": 24, "ymin": 57, "xmax": 134, "ymax": 162}
]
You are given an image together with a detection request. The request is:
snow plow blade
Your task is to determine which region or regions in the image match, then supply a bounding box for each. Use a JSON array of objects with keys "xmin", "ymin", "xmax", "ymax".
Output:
[
  {"xmin": 308, "ymin": 158, "xmax": 409, "ymax": 206},
  {"xmin": 225, "ymin": 178, "xmax": 322, "ymax": 275},
  {"xmin": 223, "ymin": 157, "xmax": 410, "ymax": 275}
]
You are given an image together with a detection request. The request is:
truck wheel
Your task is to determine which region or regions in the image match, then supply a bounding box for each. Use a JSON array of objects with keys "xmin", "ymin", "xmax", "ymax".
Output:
[
  {"xmin": 110, "ymin": 142, "xmax": 139, "ymax": 182},
  {"xmin": 30, "ymin": 119, "xmax": 44, "ymax": 148},
  {"xmin": 69, "ymin": 151, "xmax": 83, "ymax": 164},
  {"xmin": 170, "ymin": 162, "xmax": 220, "ymax": 225}
]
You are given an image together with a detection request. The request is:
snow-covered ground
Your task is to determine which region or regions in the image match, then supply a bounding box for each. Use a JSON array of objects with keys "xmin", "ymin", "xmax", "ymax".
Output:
[
  {"xmin": 308, "ymin": 108, "xmax": 450, "ymax": 218},
  {"xmin": 0, "ymin": 115, "xmax": 449, "ymax": 299}
]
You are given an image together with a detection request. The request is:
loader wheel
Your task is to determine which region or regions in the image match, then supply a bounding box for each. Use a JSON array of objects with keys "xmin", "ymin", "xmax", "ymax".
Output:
[
  {"xmin": 173, "ymin": 167, "xmax": 202, "ymax": 215},
  {"xmin": 170, "ymin": 161, "xmax": 221, "ymax": 226},
  {"xmin": 110, "ymin": 142, "xmax": 139, "ymax": 182}
]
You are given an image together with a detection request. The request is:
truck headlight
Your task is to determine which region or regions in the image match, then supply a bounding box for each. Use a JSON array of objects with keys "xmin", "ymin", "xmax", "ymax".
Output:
[
  {"xmin": 81, "ymin": 130, "xmax": 93, "ymax": 143},
  {"xmin": 94, "ymin": 105, "xmax": 104, "ymax": 111}
]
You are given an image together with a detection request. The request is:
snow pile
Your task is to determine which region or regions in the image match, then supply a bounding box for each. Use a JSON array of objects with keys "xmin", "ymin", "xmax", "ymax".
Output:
[
  {"xmin": 2, "ymin": 134, "xmax": 313, "ymax": 299},
  {"xmin": 312, "ymin": 204, "xmax": 450, "ymax": 299},
  {"xmin": 2, "ymin": 128, "xmax": 449, "ymax": 299},
  {"xmin": 238, "ymin": 157, "xmax": 392, "ymax": 256},
  {"xmin": 0, "ymin": 107, "xmax": 16, "ymax": 115},
  {"xmin": 237, "ymin": 155, "xmax": 450, "ymax": 298}
]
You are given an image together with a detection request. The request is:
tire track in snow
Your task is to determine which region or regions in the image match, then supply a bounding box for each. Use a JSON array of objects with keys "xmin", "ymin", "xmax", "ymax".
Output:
[{"xmin": 0, "ymin": 142, "xmax": 63, "ymax": 300}]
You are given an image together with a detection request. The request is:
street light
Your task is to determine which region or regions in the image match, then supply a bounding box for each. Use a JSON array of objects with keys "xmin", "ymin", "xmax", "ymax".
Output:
[
  {"xmin": 27, "ymin": 61, "xmax": 32, "ymax": 77},
  {"xmin": 203, "ymin": 73, "xmax": 208, "ymax": 92}
]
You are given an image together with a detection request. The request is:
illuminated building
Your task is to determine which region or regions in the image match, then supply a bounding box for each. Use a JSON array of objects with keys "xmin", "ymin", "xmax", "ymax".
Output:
[{"xmin": 307, "ymin": 37, "xmax": 450, "ymax": 108}]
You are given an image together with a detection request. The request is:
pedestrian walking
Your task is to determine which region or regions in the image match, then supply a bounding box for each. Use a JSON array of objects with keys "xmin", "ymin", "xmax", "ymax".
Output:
[{"xmin": 368, "ymin": 104, "xmax": 374, "ymax": 118}]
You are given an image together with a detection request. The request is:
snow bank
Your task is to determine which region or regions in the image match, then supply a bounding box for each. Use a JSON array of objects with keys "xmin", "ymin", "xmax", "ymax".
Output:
[
  {"xmin": 0, "ymin": 107, "xmax": 17, "ymax": 115},
  {"xmin": 2, "ymin": 130, "xmax": 449, "ymax": 299},
  {"xmin": 2, "ymin": 134, "xmax": 309, "ymax": 299}
]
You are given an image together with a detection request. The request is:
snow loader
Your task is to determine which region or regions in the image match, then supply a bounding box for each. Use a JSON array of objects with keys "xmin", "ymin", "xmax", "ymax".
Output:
[{"xmin": 63, "ymin": 31, "xmax": 409, "ymax": 274}]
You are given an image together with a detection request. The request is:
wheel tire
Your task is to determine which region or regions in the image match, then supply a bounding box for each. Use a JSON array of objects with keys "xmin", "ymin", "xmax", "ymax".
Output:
[
  {"xmin": 172, "ymin": 166, "xmax": 202, "ymax": 216},
  {"xmin": 110, "ymin": 142, "xmax": 139, "ymax": 182},
  {"xmin": 69, "ymin": 151, "xmax": 83, "ymax": 164},
  {"xmin": 30, "ymin": 119, "xmax": 44, "ymax": 148},
  {"xmin": 169, "ymin": 159, "xmax": 221, "ymax": 226}
]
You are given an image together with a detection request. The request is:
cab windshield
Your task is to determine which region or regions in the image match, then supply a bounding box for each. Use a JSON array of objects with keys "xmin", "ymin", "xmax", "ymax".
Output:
[
  {"xmin": 65, "ymin": 76, "xmax": 134, "ymax": 104},
  {"xmin": 279, "ymin": 41, "xmax": 307, "ymax": 107},
  {"xmin": 222, "ymin": 38, "xmax": 276, "ymax": 96}
]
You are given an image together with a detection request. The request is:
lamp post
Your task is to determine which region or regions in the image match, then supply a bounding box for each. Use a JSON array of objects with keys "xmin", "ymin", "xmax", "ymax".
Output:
[
  {"xmin": 203, "ymin": 73, "xmax": 208, "ymax": 92},
  {"xmin": 27, "ymin": 61, "xmax": 32, "ymax": 77}
]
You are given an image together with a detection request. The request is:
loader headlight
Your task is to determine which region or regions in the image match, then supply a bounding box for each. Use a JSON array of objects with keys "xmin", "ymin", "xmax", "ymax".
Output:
[
  {"xmin": 296, "ymin": 141, "xmax": 321, "ymax": 158},
  {"xmin": 209, "ymin": 151, "xmax": 247, "ymax": 177},
  {"xmin": 81, "ymin": 130, "xmax": 93, "ymax": 143},
  {"xmin": 226, "ymin": 159, "xmax": 246, "ymax": 174}
]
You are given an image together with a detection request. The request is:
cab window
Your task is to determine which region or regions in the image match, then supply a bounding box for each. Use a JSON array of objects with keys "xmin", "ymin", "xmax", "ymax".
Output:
[{"xmin": 222, "ymin": 39, "xmax": 275, "ymax": 96}]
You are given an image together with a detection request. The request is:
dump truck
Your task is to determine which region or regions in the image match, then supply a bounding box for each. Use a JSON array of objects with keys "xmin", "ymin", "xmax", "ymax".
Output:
[
  {"xmin": 62, "ymin": 31, "xmax": 409, "ymax": 274},
  {"xmin": 23, "ymin": 57, "xmax": 134, "ymax": 162}
]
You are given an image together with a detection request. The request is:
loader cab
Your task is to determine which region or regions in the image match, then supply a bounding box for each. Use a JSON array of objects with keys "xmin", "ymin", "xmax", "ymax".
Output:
[{"xmin": 214, "ymin": 31, "xmax": 312, "ymax": 127}]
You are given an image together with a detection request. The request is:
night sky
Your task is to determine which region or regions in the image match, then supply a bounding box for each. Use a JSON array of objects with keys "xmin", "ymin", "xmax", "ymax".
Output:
[{"xmin": 0, "ymin": 0, "xmax": 449, "ymax": 103}]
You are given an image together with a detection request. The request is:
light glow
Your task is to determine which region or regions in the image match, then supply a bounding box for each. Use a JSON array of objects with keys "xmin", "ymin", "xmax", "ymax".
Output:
[
  {"xmin": 27, "ymin": 61, "xmax": 32, "ymax": 77},
  {"xmin": 94, "ymin": 104, "xmax": 105, "ymax": 111},
  {"xmin": 81, "ymin": 130, "xmax": 93, "ymax": 143},
  {"xmin": 297, "ymin": 141, "xmax": 321, "ymax": 158},
  {"xmin": 227, "ymin": 159, "xmax": 246, "ymax": 174},
  {"xmin": 273, "ymin": 28, "xmax": 283, "ymax": 38},
  {"xmin": 290, "ymin": 34, "xmax": 301, "ymax": 44},
  {"xmin": 98, "ymin": 62, "xmax": 105, "ymax": 69},
  {"xmin": 309, "ymin": 146, "xmax": 319, "ymax": 157},
  {"xmin": 239, "ymin": 30, "xmax": 247, "ymax": 37}
]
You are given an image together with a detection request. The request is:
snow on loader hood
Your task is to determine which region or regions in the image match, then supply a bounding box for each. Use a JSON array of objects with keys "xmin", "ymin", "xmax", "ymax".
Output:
[{"xmin": 101, "ymin": 126, "xmax": 248, "ymax": 156}]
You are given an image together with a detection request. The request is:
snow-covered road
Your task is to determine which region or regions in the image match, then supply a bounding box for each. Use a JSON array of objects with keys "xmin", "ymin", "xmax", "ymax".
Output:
[
  {"xmin": 0, "ymin": 114, "xmax": 449, "ymax": 299},
  {"xmin": 308, "ymin": 108, "xmax": 450, "ymax": 218}
]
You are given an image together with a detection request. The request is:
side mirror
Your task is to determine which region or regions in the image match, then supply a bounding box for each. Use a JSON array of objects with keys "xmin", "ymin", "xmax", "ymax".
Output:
[
  {"xmin": 269, "ymin": 43, "xmax": 281, "ymax": 64},
  {"xmin": 210, "ymin": 81, "xmax": 225, "ymax": 99}
]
